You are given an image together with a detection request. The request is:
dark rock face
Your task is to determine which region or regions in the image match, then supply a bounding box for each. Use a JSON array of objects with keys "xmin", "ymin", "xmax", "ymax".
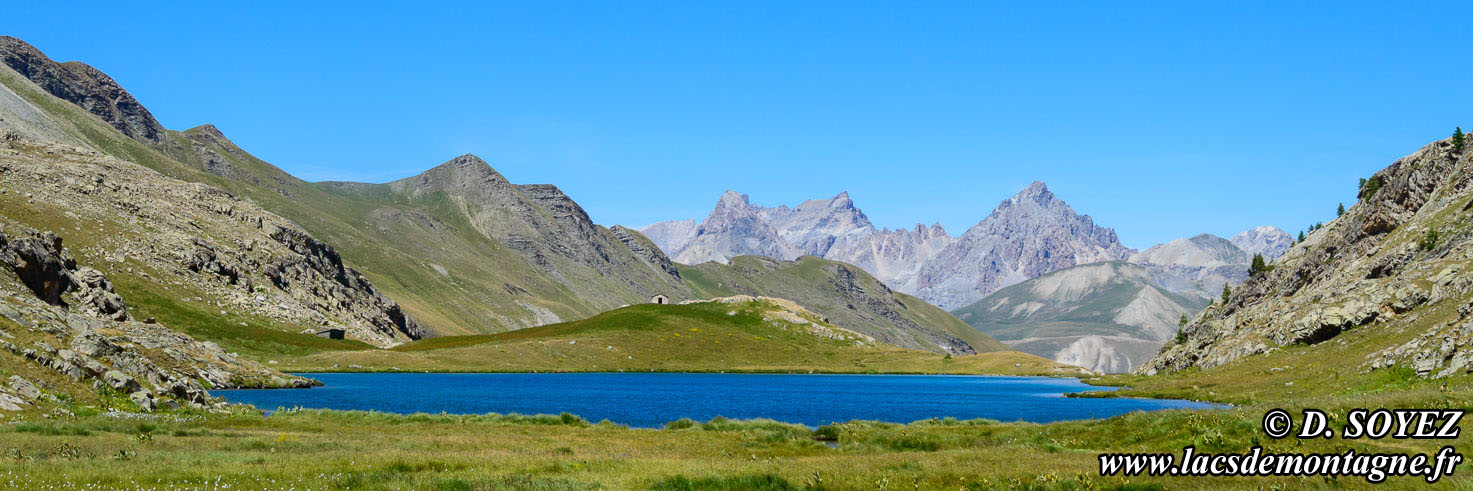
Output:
[
  {"xmin": 610, "ymin": 226, "xmax": 682, "ymax": 280},
  {"xmin": 265, "ymin": 225, "xmax": 429, "ymax": 341},
  {"xmin": 0, "ymin": 225, "xmax": 127, "ymax": 321},
  {"xmin": 0, "ymin": 228, "xmax": 73, "ymax": 305},
  {"xmin": 0, "ymin": 36, "xmax": 167, "ymax": 144}
]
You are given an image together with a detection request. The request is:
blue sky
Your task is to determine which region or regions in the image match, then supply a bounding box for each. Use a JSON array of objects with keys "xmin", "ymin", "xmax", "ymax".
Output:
[{"xmin": 6, "ymin": 1, "xmax": 1471, "ymax": 248}]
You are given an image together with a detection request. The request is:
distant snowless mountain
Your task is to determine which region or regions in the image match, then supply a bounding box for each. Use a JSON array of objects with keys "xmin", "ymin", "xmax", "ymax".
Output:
[
  {"xmin": 643, "ymin": 182, "xmax": 1290, "ymax": 311},
  {"xmin": 644, "ymin": 185, "xmax": 1293, "ymax": 373}
]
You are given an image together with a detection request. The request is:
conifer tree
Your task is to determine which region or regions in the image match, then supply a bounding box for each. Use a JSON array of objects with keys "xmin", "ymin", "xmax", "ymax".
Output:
[
  {"xmin": 1454, "ymin": 126, "xmax": 1465, "ymax": 155},
  {"xmin": 1297, "ymin": 230, "xmax": 1306, "ymax": 242},
  {"xmin": 1337, "ymin": 203, "xmax": 1345, "ymax": 217},
  {"xmin": 1221, "ymin": 283, "xmax": 1231, "ymax": 304},
  {"xmin": 1249, "ymin": 253, "xmax": 1269, "ymax": 276}
]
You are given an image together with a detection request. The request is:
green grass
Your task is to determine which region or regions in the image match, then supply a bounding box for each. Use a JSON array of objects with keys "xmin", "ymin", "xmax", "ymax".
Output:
[
  {"xmin": 953, "ymin": 261, "xmax": 1209, "ymax": 342},
  {"xmin": 284, "ymin": 301, "xmax": 1073, "ymax": 376},
  {"xmin": 679, "ymin": 256, "xmax": 1008, "ymax": 354}
]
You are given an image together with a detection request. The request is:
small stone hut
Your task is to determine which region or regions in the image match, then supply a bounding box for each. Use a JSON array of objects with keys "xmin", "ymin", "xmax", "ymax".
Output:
[
  {"xmin": 650, "ymin": 294, "xmax": 669, "ymax": 305},
  {"xmin": 315, "ymin": 328, "xmax": 346, "ymax": 340}
]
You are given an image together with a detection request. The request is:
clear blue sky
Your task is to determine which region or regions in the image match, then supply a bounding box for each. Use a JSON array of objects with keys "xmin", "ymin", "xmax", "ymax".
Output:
[{"xmin": 6, "ymin": 2, "xmax": 1471, "ymax": 248}]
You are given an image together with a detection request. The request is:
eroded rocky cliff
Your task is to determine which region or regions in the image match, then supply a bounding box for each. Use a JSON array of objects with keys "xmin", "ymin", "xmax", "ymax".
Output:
[{"xmin": 1144, "ymin": 135, "xmax": 1473, "ymax": 376}]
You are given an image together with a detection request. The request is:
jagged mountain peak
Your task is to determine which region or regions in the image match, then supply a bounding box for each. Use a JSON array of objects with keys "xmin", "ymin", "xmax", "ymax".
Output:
[
  {"xmin": 0, "ymin": 36, "xmax": 167, "ymax": 145},
  {"xmin": 438, "ymin": 153, "xmax": 494, "ymax": 172},
  {"xmin": 714, "ymin": 190, "xmax": 754, "ymax": 211},
  {"xmin": 1011, "ymin": 181, "xmax": 1055, "ymax": 205},
  {"xmin": 919, "ymin": 181, "xmax": 1132, "ymax": 309}
]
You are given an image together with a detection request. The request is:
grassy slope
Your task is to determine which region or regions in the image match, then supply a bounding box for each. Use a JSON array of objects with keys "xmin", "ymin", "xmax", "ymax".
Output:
[
  {"xmin": 1, "ymin": 64, "xmax": 602, "ymax": 338},
  {"xmin": 4, "ymin": 302, "xmax": 1468, "ymax": 489},
  {"xmin": 680, "ymin": 256, "xmax": 1008, "ymax": 354},
  {"xmin": 283, "ymin": 301, "xmax": 1069, "ymax": 376},
  {"xmin": 2, "ymin": 65, "xmax": 1008, "ymax": 365},
  {"xmin": 0, "ymin": 142, "xmax": 368, "ymax": 359},
  {"xmin": 163, "ymin": 127, "xmax": 603, "ymax": 336},
  {"xmin": 953, "ymin": 261, "xmax": 1209, "ymax": 341}
]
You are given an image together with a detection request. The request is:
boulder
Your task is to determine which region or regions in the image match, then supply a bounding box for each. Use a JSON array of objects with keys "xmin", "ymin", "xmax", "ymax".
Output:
[
  {"xmin": 102, "ymin": 370, "xmax": 141, "ymax": 394},
  {"xmin": 0, "ymin": 391, "xmax": 25, "ymax": 411},
  {"xmin": 7, "ymin": 375, "xmax": 41, "ymax": 400},
  {"xmin": 128, "ymin": 391, "xmax": 155, "ymax": 412}
]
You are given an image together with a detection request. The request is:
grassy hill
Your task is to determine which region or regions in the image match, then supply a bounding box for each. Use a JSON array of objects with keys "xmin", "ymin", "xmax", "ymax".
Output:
[
  {"xmin": 951, "ymin": 261, "xmax": 1208, "ymax": 373},
  {"xmin": 680, "ymin": 255, "xmax": 1006, "ymax": 354},
  {"xmin": 286, "ymin": 298, "xmax": 1071, "ymax": 375},
  {"xmin": 0, "ymin": 39, "xmax": 1000, "ymax": 358}
]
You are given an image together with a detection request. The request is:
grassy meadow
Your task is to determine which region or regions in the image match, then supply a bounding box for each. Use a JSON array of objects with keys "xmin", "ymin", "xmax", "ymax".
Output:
[
  {"xmin": 279, "ymin": 301, "xmax": 1074, "ymax": 376},
  {"xmin": 4, "ymin": 299, "xmax": 1473, "ymax": 489}
]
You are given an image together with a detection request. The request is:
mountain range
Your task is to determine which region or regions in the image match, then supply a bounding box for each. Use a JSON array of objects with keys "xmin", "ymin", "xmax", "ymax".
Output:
[
  {"xmin": 645, "ymin": 184, "xmax": 1292, "ymax": 309},
  {"xmin": 644, "ymin": 184, "xmax": 1293, "ymax": 373},
  {"xmin": 950, "ymin": 228, "xmax": 1293, "ymax": 373},
  {"xmin": 0, "ymin": 32, "xmax": 999, "ymax": 379},
  {"xmin": 645, "ymin": 182, "xmax": 1140, "ymax": 310}
]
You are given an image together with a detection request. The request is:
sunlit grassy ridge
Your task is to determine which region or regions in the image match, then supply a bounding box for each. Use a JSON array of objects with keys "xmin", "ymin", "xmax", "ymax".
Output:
[
  {"xmin": 680, "ymin": 256, "xmax": 1007, "ymax": 354},
  {"xmin": 283, "ymin": 300, "xmax": 1072, "ymax": 375}
]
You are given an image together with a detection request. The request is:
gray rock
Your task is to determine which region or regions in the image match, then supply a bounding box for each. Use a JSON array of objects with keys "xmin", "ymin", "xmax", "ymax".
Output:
[
  {"xmin": 8, "ymin": 375, "xmax": 41, "ymax": 399},
  {"xmin": 0, "ymin": 391, "xmax": 25, "ymax": 411},
  {"xmin": 102, "ymin": 370, "xmax": 141, "ymax": 394},
  {"xmin": 128, "ymin": 391, "xmax": 155, "ymax": 412}
]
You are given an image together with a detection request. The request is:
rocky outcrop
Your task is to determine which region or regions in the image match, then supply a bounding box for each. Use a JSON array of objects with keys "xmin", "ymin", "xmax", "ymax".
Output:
[
  {"xmin": 0, "ymin": 225, "xmax": 127, "ymax": 320},
  {"xmin": 1143, "ymin": 135, "xmax": 1473, "ymax": 376},
  {"xmin": 679, "ymin": 295, "xmax": 877, "ymax": 345},
  {"xmin": 609, "ymin": 226, "xmax": 682, "ymax": 280},
  {"xmin": 0, "ymin": 227, "xmax": 309, "ymax": 413},
  {"xmin": 0, "ymin": 136, "xmax": 424, "ymax": 347},
  {"xmin": 0, "ymin": 36, "xmax": 167, "ymax": 145}
]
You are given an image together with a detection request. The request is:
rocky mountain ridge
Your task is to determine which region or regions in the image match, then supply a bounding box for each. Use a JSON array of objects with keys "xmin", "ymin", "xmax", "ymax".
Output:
[
  {"xmin": 0, "ymin": 35, "xmax": 998, "ymax": 358},
  {"xmin": 0, "ymin": 221, "xmax": 307, "ymax": 414},
  {"xmin": 1144, "ymin": 134, "xmax": 1473, "ymax": 377},
  {"xmin": 645, "ymin": 182, "xmax": 1137, "ymax": 310}
]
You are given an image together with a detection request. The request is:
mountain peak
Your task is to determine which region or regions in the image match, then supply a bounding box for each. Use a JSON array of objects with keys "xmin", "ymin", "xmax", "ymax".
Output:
[
  {"xmin": 429, "ymin": 153, "xmax": 493, "ymax": 173},
  {"xmin": 392, "ymin": 154, "xmax": 508, "ymax": 195},
  {"xmin": 1229, "ymin": 226, "xmax": 1292, "ymax": 260},
  {"xmin": 1013, "ymin": 181, "xmax": 1055, "ymax": 204},
  {"xmin": 716, "ymin": 190, "xmax": 751, "ymax": 207},
  {"xmin": 191, "ymin": 124, "xmax": 225, "ymax": 138}
]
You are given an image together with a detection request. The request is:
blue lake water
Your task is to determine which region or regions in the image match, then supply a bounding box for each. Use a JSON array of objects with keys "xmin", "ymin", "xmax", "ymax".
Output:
[{"xmin": 215, "ymin": 373, "xmax": 1218, "ymax": 428}]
